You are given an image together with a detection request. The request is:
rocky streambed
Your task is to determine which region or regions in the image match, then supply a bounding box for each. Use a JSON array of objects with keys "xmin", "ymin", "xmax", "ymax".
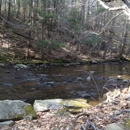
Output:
[{"xmin": 0, "ymin": 63, "xmax": 130, "ymax": 105}]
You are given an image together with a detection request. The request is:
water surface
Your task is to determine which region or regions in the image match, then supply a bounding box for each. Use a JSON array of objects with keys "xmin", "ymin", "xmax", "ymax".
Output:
[{"xmin": 0, "ymin": 63, "xmax": 129, "ymax": 104}]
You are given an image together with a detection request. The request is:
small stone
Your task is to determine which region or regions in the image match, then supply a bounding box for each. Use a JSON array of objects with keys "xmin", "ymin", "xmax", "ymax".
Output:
[
  {"xmin": 125, "ymin": 94, "xmax": 130, "ymax": 100},
  {"xmin": 113, "ymin": 100, "xmax": 120, "ymax": 105},
  {"xmin": 14, "ymin": 64, "xmax": 28, "ymax": 69},
  {"xmin": 122, "ymin": 79, "xmax": 129, "ymax": 83},
  {"xmin": 89, "ymin": 71, "xmax": 95, "ymax": 74},
  {"xmin": 119, "ymin": 100, "xmax": 127, "ymax": 108},
  {"xmin": 92, "ymin": 60, "xmax": 97, "ymax": 64},
  {"xmin": 81, "ymin": 93, "xmax": 91, "ymax": 98},
  {"xmin": 77, "ymin": 77, "xmax": 82, "ymax": 81},
  {"xmin": 117, "ymin": 75, "xmax": 122, "ymax": 80},
  {"xmin": 87, "ymin": 76, "xmax": 91, "ymax": 81},
  {"xmin": 5, "ymin": 71, "xmax": 10, "ymax": 73}
]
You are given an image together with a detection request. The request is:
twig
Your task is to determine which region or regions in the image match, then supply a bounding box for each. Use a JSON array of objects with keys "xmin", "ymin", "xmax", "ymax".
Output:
[
  {"xmin": 68, "ymin": 113, "xmax": 89, "ymax": 130},
  {"xmin": 74, "ymin": 113, "xmax": 90, "ymax": 123},
  {"xmin": 100, "ymin": 79, "xmax": 115, "ymax": 98},
  {"xmin": 81, "ymin": 119, "xmax": 98, "ymax": 130},
  {"xmin": 110, "ymin": 109, "xmax": 130, "ymax": 118},
  {"xmin": 85, "ymin": 71, "xmax": 101, "ymax": 99},
  {"xmin": 73, "ymin": 69, "xmax": 101, "ymax": 99}
]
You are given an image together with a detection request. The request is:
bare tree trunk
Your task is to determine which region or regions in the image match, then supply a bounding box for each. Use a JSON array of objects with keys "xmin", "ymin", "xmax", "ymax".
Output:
[
  {"xmin": 81, "ymin": 0, "xmax": 86, "ymax": 27},
  {"xmin": 8, "ymin": 0, "xmax": 11, "ymax": 21},
  {"xmin": 4, "ymin": 0, "xmax": 7, "ymax": 17},
  {"xmin": 16, "ymin": 0, "xmax": 20, "ymax": 18},
  {"xmin": 102, "ymin": 29, "xmax": 113, "ymax": 59},
  {"xmin": 119, "ymin": 22, "xmax": 128, "ymax": 57},
  {"xmin": 0, "ymin": 0, "xmax": 2, "ymax": 16},
  {"xmin": 41, "ymin": 0, "xmax": 47, "ymax": 59},
  {"xmin": 54, "ymin": 0, "xmax": 57, "ymax": 13},
  {"xmin": 22, "ymin": 1, "xmax": 27, "ymax": 21},
  {"xmin": 29, "ymin": 0, "xmax": 33, "ymax": 22},
  {"xmin": 125, "ymin": 46, "xmax": 130, "ymax": 57}
]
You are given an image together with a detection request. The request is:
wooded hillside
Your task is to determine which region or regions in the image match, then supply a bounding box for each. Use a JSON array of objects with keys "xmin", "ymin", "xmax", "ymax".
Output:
[{"xmin": 0, "ymin": 0, "xmax": 130, "ymax": 63}]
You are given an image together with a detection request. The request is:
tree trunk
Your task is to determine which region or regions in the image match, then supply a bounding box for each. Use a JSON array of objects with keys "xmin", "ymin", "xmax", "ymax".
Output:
[
  {"xmin": 119, "ymin": 23, "xmax": 128, "ymax": 57},
  {"xmin": 8, "ymin": 0, "xmax": 11, "ymax": 21},
  {"xmin": 16, "ymin": 0, "xmax": 20, "ymax": 18},
  {"xmin": 102, "ymin": 30, "xmax": 113, "ymax": 59},
  {"xmin": 0, "ymin": 0, "xmax": 2, "ymax": 16},
  {"xmin": 4, "ymin": 0, "xmax": 7, "ymax": 17},
  {"xmin": 81, "ymin": 0, "xmax": 86, "ymax": 26},
  {"xmin": 29, "ymin": 0, "xmax": 33, "ymax": 22}
]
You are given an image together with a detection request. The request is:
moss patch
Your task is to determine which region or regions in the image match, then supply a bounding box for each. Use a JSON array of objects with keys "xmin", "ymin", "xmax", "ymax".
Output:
[
  {"xmin": 63, "ymin": 99, "xmax": 90, "ymax": 109},
  {"xmin": 25, "ymin": 105, "xmax": 37, "ymax": 119},
  {"xmin": 66, "ymin": 108, "xmax": 82, "ymax": 114}
]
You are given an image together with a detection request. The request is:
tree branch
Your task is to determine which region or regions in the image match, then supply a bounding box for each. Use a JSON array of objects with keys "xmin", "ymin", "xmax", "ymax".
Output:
[
  {"xmin": 97, "ymin": 0, "xmax": 125, "ymax": 11},
  {"xmin": 96, "ymin": 0, "xmax": 130, "ymax": 19},
  {"xmin": 122, "ymin": 0, "xmax": 130, "ymax": 8},
  {"xmin": 99, "ymin": 11, "xmax": 124, "ymax": 34}
]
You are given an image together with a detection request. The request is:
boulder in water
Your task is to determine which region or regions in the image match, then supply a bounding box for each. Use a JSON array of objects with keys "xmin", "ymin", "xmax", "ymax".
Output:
[{"xmin": 14, "ymin": 64, "xmax": 28, "ymax": 69}]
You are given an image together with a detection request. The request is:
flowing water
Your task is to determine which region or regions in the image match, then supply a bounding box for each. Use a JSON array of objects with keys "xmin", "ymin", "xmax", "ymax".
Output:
[{"xmin": 0, "ymin": 63, "xmax": 130, "ymax": 104}]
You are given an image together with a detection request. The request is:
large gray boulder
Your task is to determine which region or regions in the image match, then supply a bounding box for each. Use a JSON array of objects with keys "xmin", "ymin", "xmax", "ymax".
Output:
[
  {"xmin": 33, "ymin": 99, "xmax": 63, "ymax": 111},
  {"xmin": 0, "ymin": 100, "xmax": 37, "ymax": 121}
]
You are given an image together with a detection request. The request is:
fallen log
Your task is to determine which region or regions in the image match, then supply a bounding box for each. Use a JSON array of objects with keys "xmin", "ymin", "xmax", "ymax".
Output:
[{"xmin": 0, "ymin": 16, "xmax": 33, "ymax": 40}]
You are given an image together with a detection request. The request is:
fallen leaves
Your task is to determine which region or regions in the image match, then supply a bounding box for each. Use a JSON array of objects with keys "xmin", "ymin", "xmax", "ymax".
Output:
[{"xmin": 2, "ymin": 87, "xmax": 129, "ymax": 130}]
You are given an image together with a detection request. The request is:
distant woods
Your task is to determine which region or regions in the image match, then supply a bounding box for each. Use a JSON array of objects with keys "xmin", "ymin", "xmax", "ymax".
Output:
[{"xmin": 0, "ymin": 0, "xmax": 130, "ymax": 60}]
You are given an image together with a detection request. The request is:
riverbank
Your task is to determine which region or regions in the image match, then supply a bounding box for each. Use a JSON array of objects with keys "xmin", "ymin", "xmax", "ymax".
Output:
[
  {"xmin": 0, "ymin": 44, "xmax": 130, "ymax": 67},
  {"xmin": 1, "ymin": 87, "xmax": 130, "ymax": 130},
  {"xmin": 1, "ymin": 56, "xmax": 130, "ymax": 69}
]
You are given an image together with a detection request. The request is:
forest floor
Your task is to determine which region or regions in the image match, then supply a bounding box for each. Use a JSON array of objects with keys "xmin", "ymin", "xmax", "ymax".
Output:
[{"xmin": 1, "ymin": 86, "xmax": 130, "ymax": 130}]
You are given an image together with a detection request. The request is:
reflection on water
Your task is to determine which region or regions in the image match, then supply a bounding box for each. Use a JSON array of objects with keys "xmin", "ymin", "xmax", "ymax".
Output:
[{"xmin": 0, "ymin": 63, "xmax": 130, "ymax": 104}]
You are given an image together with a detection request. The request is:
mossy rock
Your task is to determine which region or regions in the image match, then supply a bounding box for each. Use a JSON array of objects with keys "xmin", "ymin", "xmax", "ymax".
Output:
[
  {"xmin": 0, "ymin": 100, "xmax": 37, "ymax": 121},
  {"xmin": 63, "ymin": 99, "xmax": 90, "ymax": 109},
  {"xmin": 63, "ymin": 99, "xmax": 90, "ymax": 114}
]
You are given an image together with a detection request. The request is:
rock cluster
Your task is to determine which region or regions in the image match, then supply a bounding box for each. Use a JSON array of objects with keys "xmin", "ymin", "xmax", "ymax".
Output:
[{"xmin": 0, "ymin": 98, "xmax": 90, "ymax": 129}]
